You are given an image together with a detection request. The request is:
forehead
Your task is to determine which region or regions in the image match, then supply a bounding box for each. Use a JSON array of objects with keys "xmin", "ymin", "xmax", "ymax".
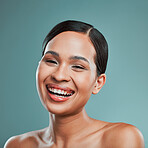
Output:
[{"xmin": 44, "ymin": 31, "xmax": 96, "ymax": 61}]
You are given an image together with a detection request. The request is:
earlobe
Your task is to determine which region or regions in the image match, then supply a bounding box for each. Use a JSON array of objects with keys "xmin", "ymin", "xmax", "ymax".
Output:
[{"xmin": 92, "ymin": 74, "xmax": 106, "ymax": 94}]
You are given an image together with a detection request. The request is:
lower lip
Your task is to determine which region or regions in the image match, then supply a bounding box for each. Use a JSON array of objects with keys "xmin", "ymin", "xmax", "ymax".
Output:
[{"xmin": 47, "ymin": 92, "xmax": 71, "ymax": 102}]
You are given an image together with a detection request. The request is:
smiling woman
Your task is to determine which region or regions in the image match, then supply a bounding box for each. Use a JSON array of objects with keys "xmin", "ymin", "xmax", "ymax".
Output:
[{"xmin": 4, "ymin": 20, "xmax": 144, "ymax": 148}]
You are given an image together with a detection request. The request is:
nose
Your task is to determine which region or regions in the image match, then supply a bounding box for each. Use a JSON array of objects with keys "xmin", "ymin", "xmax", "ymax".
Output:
[{"xmin": 51, "ymin": 64, "xmax": 71, "ymax": 82}]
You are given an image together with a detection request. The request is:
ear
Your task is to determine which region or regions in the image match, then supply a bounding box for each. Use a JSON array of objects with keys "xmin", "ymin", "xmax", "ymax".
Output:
[{"xmin": 92, "ymin": 74, "xmax": 106, "ymax": 94}]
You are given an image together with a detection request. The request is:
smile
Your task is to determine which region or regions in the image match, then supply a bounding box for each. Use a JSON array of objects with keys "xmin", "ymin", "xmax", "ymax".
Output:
[{"xmin": 46, "ymin": 84, "xmax": 75, "ymax": 102}]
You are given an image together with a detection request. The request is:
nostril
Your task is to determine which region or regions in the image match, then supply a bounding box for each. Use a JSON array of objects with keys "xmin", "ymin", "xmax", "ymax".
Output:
[
  {"xmin": 51, "ymin": 75, "xmax": 60, "ymax": 82},
  {"xmin": 51, "ymin": 70, "xmax": 70, "ymax": 82}
]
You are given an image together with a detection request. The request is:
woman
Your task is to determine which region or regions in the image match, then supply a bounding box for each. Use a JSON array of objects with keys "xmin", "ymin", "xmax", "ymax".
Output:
[{"xmin": 5, "ymin": 20, "xmax": 144, "ymax": 148}]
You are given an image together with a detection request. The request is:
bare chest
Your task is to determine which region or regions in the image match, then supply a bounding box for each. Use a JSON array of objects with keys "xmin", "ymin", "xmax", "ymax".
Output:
[{"xmin": 38, "ymin": 132, "xmax": 104, "ymax": 148}]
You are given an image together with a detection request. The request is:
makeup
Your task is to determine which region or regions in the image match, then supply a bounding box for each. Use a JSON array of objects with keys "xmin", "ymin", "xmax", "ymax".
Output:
[{"xmin": 46, "ymin": 84, "xmax": 75, "ymax": 102}]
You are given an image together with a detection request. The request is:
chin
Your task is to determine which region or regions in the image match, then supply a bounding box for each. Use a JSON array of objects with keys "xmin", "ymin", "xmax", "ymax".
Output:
[{"xmin": 44, "ymin": 100, "xmax": 73, "ymax": 116}]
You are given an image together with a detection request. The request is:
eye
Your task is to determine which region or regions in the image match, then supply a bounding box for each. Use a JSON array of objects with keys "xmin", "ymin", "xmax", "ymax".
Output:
[
  {"xmin": 72, "ymin": 65, "xmax": 85, "ymax": 69},
  {"xmin": 44, "ymin": 59, "xmax": 58, "ymax": 66},
  {"xmin": 46, "ymin": 60, "xmax": 57, "ymax": 64},
  {"xmin": 72, "ymin": 65, "xmax": 87, "ymax": 72}
]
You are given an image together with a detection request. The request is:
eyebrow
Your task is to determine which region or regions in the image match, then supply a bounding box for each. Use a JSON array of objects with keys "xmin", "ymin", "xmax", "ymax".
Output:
[
  {"xmin": 45, "ymin": 50, "xmax": 89, "ymax": 64},
  {"xmin": 69, "ymin": 56, "xmax": 89, "ymax": 64},
  {"xmin": 45, "ymin": 51, "xmax": 59, "ymax": 57}
]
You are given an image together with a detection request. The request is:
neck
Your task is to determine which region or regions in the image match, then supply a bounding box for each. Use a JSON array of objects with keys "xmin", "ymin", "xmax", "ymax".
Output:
[{"xmin": 48, "ymin": 108, "xmax": 93, "ymax": 142}]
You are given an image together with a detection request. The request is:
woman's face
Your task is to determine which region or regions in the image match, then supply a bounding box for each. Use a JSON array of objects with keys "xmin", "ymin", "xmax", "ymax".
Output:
[{"xmin": 36, "ymin": 31, "xmax": 100, "ymax": 115}]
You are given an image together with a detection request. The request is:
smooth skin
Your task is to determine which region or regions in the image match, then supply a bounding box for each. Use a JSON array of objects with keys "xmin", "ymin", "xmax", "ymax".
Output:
[{"xmin": 4, "ymin": 31, "xmax": 144, "ymax": 148}]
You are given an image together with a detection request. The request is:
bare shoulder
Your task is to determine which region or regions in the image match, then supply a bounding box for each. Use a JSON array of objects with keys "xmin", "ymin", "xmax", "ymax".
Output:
[
  {"xmin": 4, "ymin": 128, "xmax": 46, "ymax": 148},
  {"xmin": 102, "ymin": 122, "xmax": 145, "ymax": 148}
]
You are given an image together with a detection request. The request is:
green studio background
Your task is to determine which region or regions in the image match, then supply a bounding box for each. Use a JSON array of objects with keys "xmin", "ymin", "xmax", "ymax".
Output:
[{"xmin": 0, "ymin": 0, "xmax": 148, "ymax": 147}]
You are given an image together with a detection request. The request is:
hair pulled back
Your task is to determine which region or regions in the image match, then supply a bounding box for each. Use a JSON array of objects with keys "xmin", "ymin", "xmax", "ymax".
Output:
[{"xmin": 42, "ymin": 20, "xmax": 108, "ymax": 75}]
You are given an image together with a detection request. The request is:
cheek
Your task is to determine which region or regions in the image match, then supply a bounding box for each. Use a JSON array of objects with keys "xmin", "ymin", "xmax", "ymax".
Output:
[
  {"xmin": 74, "ymin": 72, "xmax": 96, "ymax": 93},
  {"xmin": 37, "ymin": 65, "xmax": 47, "ymax": 81},
  {"xmin": 37, "ymin": 63, "xmax": 52, "ymax": 83},
  {"xmin": 79, "ymin": 72, "xmax": 95, "ymax": 85},
  {"xmin": 69, "ymin": 72, "xmax": 96, "ymax": 113},
  {"xmin": 36, "ymin": 64, "xmax": 49, "ymax": 96},
  {"xmin": 36, "ymin": 64, "xmax": 51, "ymax": 110}
]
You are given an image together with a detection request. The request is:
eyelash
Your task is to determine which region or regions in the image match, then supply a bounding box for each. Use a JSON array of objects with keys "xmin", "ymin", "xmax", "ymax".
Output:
[
  {"xmin": 45, "ymin": 60, "xmax": 57, "ymax": 64},
  {"xmin": 44, "ymin": 59, "xmax": 86, "ymax": 70},
  {"xmin": 72, "ymin": 65, "xmax": 85, "ymax": 70}
]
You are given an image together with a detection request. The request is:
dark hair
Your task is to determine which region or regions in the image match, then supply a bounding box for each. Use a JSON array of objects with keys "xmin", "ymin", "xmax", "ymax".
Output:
[{"xmin": 42, "ymin": 20, "xmax": 108, "ymax": 75}]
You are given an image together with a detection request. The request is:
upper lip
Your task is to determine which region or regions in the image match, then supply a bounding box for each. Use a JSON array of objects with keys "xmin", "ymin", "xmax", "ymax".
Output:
[{"xmin": 46, "ymin": 83, "xmax": 75, "ymax": 93}]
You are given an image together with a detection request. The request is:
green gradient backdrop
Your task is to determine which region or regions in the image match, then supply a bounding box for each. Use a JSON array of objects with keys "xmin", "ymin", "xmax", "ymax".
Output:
[{"xmin": 1, "ymin": 0, "xmax": 148, "ymax": 147}]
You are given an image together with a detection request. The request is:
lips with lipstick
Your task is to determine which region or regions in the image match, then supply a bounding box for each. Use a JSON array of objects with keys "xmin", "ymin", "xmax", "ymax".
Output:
[{"xmin": 46, "ymin": 84, "xmax": 75, "ymax": 102}]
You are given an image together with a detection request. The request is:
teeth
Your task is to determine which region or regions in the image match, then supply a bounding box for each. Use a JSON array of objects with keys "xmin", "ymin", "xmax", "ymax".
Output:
[
  {"xmin": 54, "ymin": 89, "xmax": 58, "ymax": 93},
  {"xmin": 58, "ymin": 90, "xmax": 61, "ymax": 94},
  {"xmin": 48, "ymin": 88, "xmax": 73, "ymax": 96}
]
